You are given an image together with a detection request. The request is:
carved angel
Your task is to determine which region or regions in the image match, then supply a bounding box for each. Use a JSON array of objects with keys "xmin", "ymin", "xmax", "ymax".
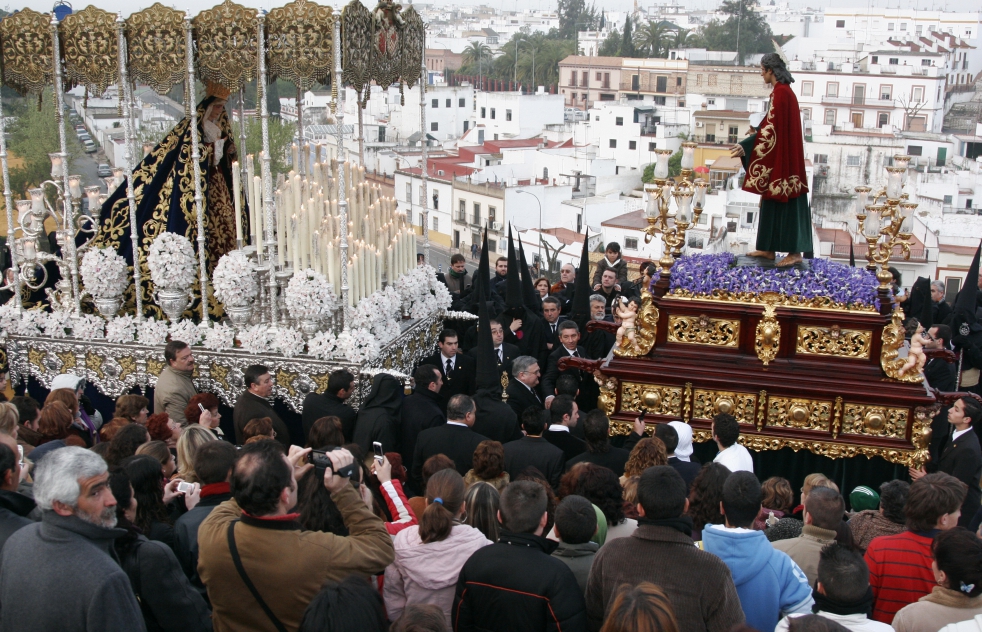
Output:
[
  {"xmin": 615, "ymin": 297, "xmax": 641, "ymax": 353},
  {"xmin": 898, "ymin": 324, "xmax": 928, "ymax": 378}
]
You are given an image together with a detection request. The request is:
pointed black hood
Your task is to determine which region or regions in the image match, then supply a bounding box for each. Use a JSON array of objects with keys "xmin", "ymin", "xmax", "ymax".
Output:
[
  {"xmin": 505, "ymin": 224, "xmax": 524, "ymax": 314},
  {"xmin": 474, "ymin": 274, "xmax": 502, "ymax": 395},
  {"xmin": 477, "ymin": 228, "xmax": 491, "ymax": 304},
  {"xmin": 953, "ymin": 240, "xmax": 981, "ymax": 332},
  {"xmin": 570, "ymin": 231, "xmax": 593, "ymax": 332},
  {"xmin": 907, "ymin": 277, "xmax": 932, "ymax": 330},
  {"xmin": 518, "ymin": 236, "xmax": 542, "ymax": 316},
  {"xmin": 849, "ymin": 240, "xmax": 856, "ymax": 267}
]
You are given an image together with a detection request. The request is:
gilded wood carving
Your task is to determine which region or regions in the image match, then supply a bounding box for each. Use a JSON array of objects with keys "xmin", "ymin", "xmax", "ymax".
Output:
[
  {"xmin": 755, "ymin": 302, "xmax": 780, "ymax": 365},
  {"xmin": 766, "ymin": 396, "xmax": 833, "ymax": 431},
  {"xmin": 614, "ymin": 289, "xmax": 660, "ymax": 358},
  {"xmin": 881, "ymin": 308, "xmax": 923, "ymax": 383},
  {"xmin": 841, "ymin": 403, "xmax": 908, "ymax": 438},
  {"xmin": 667, "ymin": 314, "xmax": 739, "ymax": 347},
  {"xmin": 621, "ymin": 381, "xmax": 684, "ymax": 417},
  {"xmin": 796, "ymin": 324, "xmax": 872, "ymax": 359},
  {"xmin": 691, "ymin": 389, "xmax": 757, "ymax": 425}
]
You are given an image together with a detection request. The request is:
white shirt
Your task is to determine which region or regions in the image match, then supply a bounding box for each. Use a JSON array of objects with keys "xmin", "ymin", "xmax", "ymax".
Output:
[
  {"xmin": 776, "ymin": 612, "xmax": 893, "ymax": 632},
  {"xmin": 446, "ymin": 421, "xmax": 467, "ymax": 428},
  {"xmin": 440, "ymin": 353, "xmax": 455, "ymax": 371},
  {"xmin": 953, "ymin": 427, "xmax": 972, "ymax": 442},
  {"xmin": 548, "ymin": 424, "xmax": 569, "ymax": 433},
  {"xmin": 714, "ymin": 443, "xmax": 754, "ymax": 473}
]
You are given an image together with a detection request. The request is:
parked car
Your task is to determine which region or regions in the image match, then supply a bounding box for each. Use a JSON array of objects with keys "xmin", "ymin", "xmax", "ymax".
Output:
[
  {"xmin": 96, "ymin": 164, "xmax": 111, "ymax": 177},
  {"xmin": 78, "ymin": 134, "xmax": 91, "ymax": 143},
  {"xmin": 83, "ymin": 142, "xmax": 97, "ymax": 154},
  {"xmin": 564, "ymin": 107, "xmax": 587, "ymax": 122}
]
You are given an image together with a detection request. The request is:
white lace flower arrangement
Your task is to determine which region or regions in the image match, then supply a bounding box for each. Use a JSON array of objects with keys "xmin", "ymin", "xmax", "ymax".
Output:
[
  {"xmin": 212, "ymin": 250, "xmax": 258, "ymax": 307},
  {"xmin": 80, "ymin": 248, "xmax": 129, "ymax": 299},
  {"xmin": 105, "ymin": 315, "xmax": 137, "ymax": 344},
  {"xmin": 284, "ymin": 268, "xmax": 337, "ymax": 322},
  {"xmin": 354, "ymin": 289, "xmax": 401, "ymax": 345},
  {"xmin": 334, "ymin": 328, "xmax": 380, "ymax": 363},
  {"xmin": 147, "ymin": 232, "xmax": 197, "ymax": 290}
]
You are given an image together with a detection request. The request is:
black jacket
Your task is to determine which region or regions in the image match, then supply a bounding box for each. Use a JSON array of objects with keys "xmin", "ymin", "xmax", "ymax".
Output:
[
  {"xmin": 506, "ymin": 379, "xmax": 544, "ymax": 419},
  {"xmin": 173, "ymin": 488, "xmax": 232, "ymax": 598},
  {"xmin": 467, "ymin": 342, "xmax": 519, "ymax": 375},
  {"xmin": 935, "ymin": 428, "xmax": 982, "ymax": 528},
  {"xmin": 0, "ymin": 489, "xmax": 35, "ymax": 551},
  {"xmin": 566, "ymin": 447, "xmax": 631, "ymax": 477},
  {"xmin": 541, "ymin": 345, "xmax": 588, "ymax": 399},
  {"xmin": 504, "ymin": 436, "xmax": 566, "ymax": 490},
  {"xmin": 420, "ymin": 351, "xmax": 477, "ymax": 406},
  {"xmin": 399, "ymin": 388, "xmax": 446, "ymax": 482},
  {"xmin": 453, "ymin": 530, "xmax": 587, "ymax": 632},
  {"xmin": 116, "ymin": 532, "xmax": 213, "ymax": 632},
  {"xmin": 668, "ymin": 456, "xmax": 703, "ymax": 491},
  {"xmin": 925, "ymin": 358, "xmax": 957, "ymax": 393},
  {"xmin": 301, "ymin": 391, "xmax": 358, "ymax": 443},
  {"xmin": 411, "ymin": 423, "xmax": 487, "ymax": 491},
  {"xmin": 352, "ymin": 375, "xmax": 403, "ymax": 456},
  {"xmin": 233, "ymin": 391, "xmax": 291, "ymax": 448},
  {"xmin": 473, "ymin": 392, "xmax": 523, "ymax": 445},
  {"xmin": 542, "ymin": 316, "xmax": 569, "ymax": 350},
  {"xmin": 544, "ymin": 428, "xmax": 587, "ymax": 464}
]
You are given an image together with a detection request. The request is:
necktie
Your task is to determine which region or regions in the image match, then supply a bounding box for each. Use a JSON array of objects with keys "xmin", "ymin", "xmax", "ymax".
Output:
[
  {"xmin": 552, "ymin": 323, "xmax": 557, "ymax": 334},
  {"xmin": 497, "ymin": 348, "xmax": 502, "ymax": 363},
  {"xmin": 446, "ymin": 358, "xmax": 452, "ymax": 376},
  {"xmin": 571, "ymin": 350, "xmax": 578, "ymax": 358}
]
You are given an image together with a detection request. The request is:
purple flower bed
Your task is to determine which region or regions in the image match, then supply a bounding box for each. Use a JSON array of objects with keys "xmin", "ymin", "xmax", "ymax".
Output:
[{"xmin": 668, "ymin": 253, "xmax": 878, "ymax": 309}]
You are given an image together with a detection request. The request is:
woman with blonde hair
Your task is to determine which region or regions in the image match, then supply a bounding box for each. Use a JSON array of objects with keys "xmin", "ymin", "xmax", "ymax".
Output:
[
  {"xmin": 622, "ymin": 437, "xmax": 668, "ymax": 483},
  {"xmin": 0, "ymin": 402, "xmax": 20, "ymax": 438},
  {"xmin": 601, "ymin": 582, "xmax": 680, "ymax": 632},
  {"xmin": 176, "ymin": 425, "xmax": 218, "ymax": 483}
]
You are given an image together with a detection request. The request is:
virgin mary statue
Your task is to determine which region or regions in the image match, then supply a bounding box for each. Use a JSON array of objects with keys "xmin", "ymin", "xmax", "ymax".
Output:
[{"xmin": 93, "ymin": 81, "xmax": 248, "ymax": 318}]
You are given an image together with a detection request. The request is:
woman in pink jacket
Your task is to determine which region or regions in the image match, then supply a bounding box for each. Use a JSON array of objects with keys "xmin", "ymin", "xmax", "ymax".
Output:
[{"xmin": 383, "ymin": 468, "xmax": 492, "ymax": 627}]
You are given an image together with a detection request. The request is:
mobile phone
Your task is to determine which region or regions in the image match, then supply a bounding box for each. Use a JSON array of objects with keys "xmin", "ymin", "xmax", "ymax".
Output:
[
  {"xmin": 177, "ymin": 482, "xmax": 194, "ymax": 494},
  {"xmin": 373, "ymin": 441, "xmax": 384, "ymax": 466},
  {"xmin": 17, "ymin": 445, "xmax": 23, "ymax": 465},
  {"xmin": 638, "ymin": 410, "xmax": 646, "ymax": 422},
  {"xmin": 198, "ymin": 403, "xmax": 206, "ymax": 413}
]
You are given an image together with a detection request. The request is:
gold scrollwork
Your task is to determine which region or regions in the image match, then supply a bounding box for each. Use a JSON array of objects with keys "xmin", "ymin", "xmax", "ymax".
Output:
[
  {"xmin": 0, "ymin": 9, "xmax": 53, "ymax": 96},
  {"xmin": 796, "ymin": 324, "xmax": 872, "ymax": 359},
  {"xmin": 126, "ymin": 3, "xmax": 187, "ymax": 94},
  {"xmin": 841, "ymin": 403, "xmax": 908, "ymax": 439},
  {"xmin": 756, "ymin": 390, "xmax": 767, "ymax": 430},
  {"xmin": 596, "ymin": 373, "xmax": 619, "ymax": 417},
  {"xmin": 146, "ymin": 358, "xmax": 165, "ymax": 379},
  {"xmin": 667, "ymin": 288, "xmax": 877, "ymax": 313},
  {"xmin": 692, "ymin": 389, "xmax": 757, "ymax": 425},
  {"xmin": 57, "ymin": 350, "xmax": 78, "ymax": 372},
  {"xmin": 192, "ymin": 0, "xmax": 259, "ymax": 93},
  {"xmin": 85, "ymin": 352, "xmax": 104, "ymax": 380},
  {"xmin": 831, "ymin": 396, "xmax": 843, "ymax": 439},
  {"xmin": 682, "ymin": 382, "xmax": 692, "ymax": 422},
  {"xmin": 27, "ymin": 348, "xmax": 46, "ymax": 371},
  {"xmin": 209, "ymin": 363, "xmax": 230, "ymax": 389},
  {"xmin": 668, "ymin": 314, "xmax": 739, "ymax": 347},
  {"xmin": 59, "ymin": 6, "xmax": 118, "ymax": 95},
  {"xmin": 767, "ymin": 396, "xmax": 832, "ymax": 431},
  {"xmin": 738, "ymin": 434, "xmax": 926, "ymax": 468},
  {"xmin": 614, "ymin": 288, "xmax": 660, "ymax": 358},
  {"xmin": 755, "ymin": 302, "xmax": 780, "ymax": 365},
  {"xmin": 398, "ymin": 6, "xmax": 425, "ymax": 91},
  {"xmin": 267, "ymin": 0, "xmax": 335, "ymax": 90},
  {"xmin": 881, "ymin": 308, "xmax": 923, "ymax": 383},
  {"xmin": 275, "ymin": 368, "xmax": 298, "ymax": 397},
  {"xmin": 621, "ymin": 382, "xmax": 684, "ymax": 417},
  {"xmin": 117, "ymin": 356, "xmax": 136, "ymax": 382}
]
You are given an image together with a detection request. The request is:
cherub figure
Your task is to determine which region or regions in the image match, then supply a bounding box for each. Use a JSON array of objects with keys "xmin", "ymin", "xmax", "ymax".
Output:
[
  {"xmin": 898, "ymin": 323, "xmax": 928, "ymax": 377},
  {"xmin": 615, "ymin": 296, "xmax": 641, "ymax": 353}
]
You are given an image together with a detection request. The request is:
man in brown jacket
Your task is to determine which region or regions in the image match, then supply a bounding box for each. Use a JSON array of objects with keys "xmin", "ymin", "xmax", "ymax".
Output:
[
  {"xmin": 154, "ymin": 341, "xmax": 197, "ymax": 426},
  {"xmin": 585, "ymin": 465, "xmax": 745, "ymax": 632},
  {"xmin": 197, "ymin": 441, "xmax": 394, "ymax": 632}
]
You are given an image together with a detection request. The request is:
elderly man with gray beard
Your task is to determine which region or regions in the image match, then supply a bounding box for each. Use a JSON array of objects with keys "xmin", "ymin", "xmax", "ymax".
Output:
[{"xmin": 0, "ymin": 447, "xmax": 145, "ymax": 632}]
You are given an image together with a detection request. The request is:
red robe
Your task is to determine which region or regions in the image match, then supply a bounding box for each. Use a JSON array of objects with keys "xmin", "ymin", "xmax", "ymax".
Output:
[{"xmin": 742, "ymin": 82, "xmax": 809, "ymax": 203}]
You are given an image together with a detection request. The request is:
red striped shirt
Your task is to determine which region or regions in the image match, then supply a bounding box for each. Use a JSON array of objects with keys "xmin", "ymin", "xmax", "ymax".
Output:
[{"xmin": 864, "ymin": 531, "xmax": 935, "ymax": 623}]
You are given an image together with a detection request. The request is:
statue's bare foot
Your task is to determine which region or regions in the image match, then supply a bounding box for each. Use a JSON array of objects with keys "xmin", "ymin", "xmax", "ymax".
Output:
[
  {"xmin": 747, "ymin": 250, "xmax": 775, "ymax": 259},
  {"xmin": 776, "ymin": 253, "xmax": 803, "ymax": 267}
]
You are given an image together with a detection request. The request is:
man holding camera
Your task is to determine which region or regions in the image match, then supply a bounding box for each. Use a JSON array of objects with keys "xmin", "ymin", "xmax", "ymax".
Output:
[{"xmin": 197, "ymin": 441, "xmax": 395, "ymax": 631}]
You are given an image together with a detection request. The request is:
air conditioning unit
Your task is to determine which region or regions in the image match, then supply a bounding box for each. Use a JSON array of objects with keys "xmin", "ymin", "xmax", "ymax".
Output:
[
  {"xmin": 696, "ymin": 121, "xmax": 704, "ymax": 128},
  {"xmin": 491, "ymin": 221, "xmax": 502, "ymax": 231}
]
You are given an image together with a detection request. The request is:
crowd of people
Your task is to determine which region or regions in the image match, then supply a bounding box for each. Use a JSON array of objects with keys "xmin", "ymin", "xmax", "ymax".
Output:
[{"xmin": 0, "ymin": 234, "xmax": 981, "ymax": 632}]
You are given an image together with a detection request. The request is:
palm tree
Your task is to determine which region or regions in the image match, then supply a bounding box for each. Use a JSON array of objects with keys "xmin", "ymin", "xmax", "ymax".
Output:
[
  {"xmin": 462, "ymin": 41, "xmax": 493, "ymax": 69},
  {"xmin": 634, "ymin": 20, "xmax": 668, "ymax": 58},
  {"xmin": 673, "ymin": 28, "xmax": 691, "ymax": 50}
]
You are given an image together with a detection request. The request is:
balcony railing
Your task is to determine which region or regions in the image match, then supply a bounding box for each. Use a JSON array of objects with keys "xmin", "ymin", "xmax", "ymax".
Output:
[
  {"xmin": 455, "ymin": 212, "xmax": 467, "ymax": 223},
  {"xmin": 470, "ymin": 214, "xmax": 482, "ymax": 226},
  {"xmin": 830, "ymin": 244, "xmax": 927, "ymax": 262},
  {"xmin": 820, "ymin": 95, "xmax": 896, "ymax": 107}
]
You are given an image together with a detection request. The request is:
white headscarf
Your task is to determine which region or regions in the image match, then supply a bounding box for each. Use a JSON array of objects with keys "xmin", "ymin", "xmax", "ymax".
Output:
[
  {"xmin": 51, "ymin": 373, "xmax": 83, "ymax": 393},
  {"xmin": 668, "ymin": 421, "xmax": 694, "ymax": 462}
]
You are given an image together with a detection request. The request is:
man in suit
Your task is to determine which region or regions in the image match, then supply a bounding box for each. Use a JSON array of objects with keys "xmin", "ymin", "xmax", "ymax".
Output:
[
  {"xmin": 550, "ymin": 263, "xmax": 577, "ymax": 314},
  {"xmin": 399, "ymin": 364, "xmax": 445, "ymax": 491},
  {"xmin": 543, "ymin": 395, "xmax": 586, "ymax": 463},
  {"xmin": 301, "ymin": 369, "xmax": 358, "ymax": 442},
  {"xmin": 232, "ymin": 364, "xmax": 291, "ymax": 447},
  {"xmin": 911, "ymin": 395, "xmax": 982, "ymax": 527},
  {"xmin": 504, "ymin": 407, "xmax": 566, "ymax": 490},
  {"xmin": 411, "ymin": 394, "xmax": 487, "ymax": 491},
  {"xmin": 542, "ymin": 297, "xmax": 567, "ymax": 353},
  {"xmin": 506, "ymin": 355, "xmax": 544, "ymax": 419},
  {"xmin": 542, "ymin": 321, "xmax": 589, "ymax": 406},
  {"xmin": 468, "ymin": 319, "xmax": 519, "ymax": 375},
  {"xmin": 419, "ymin": 328, "xmax": 476, "ymax": 408},
  {"xmin": 924, "ymin": 324, "xmax": 957, "ymax": 392}
]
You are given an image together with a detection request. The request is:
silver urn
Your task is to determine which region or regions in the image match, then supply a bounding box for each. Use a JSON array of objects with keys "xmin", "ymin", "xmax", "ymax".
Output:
[{"xmin": 155, "ymin": 287, "xmax": 190, "ymax": 322}]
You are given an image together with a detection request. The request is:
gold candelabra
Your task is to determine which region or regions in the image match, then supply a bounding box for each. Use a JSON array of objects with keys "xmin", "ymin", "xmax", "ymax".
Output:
[
  {"xmin": 643, "ymin": 142, "xmax": 708, "ymax": 276},
  {"xmin": 854, "ymin": 155, "xmax": 916, "ymax": 316}
]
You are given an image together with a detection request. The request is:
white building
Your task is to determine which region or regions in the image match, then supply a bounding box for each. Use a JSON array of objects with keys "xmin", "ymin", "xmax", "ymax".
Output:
[
  {"xmin": 472, "ymin": 91, "xmax": 565, "ymax": 141},
  {"xmin": 583, "ymin": 101, "xmax": 687, "ymax": 175}
]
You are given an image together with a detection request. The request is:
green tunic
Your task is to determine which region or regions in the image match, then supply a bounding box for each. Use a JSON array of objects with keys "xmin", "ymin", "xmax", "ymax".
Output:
[{"xmin": 739, "ymin": 133, "xmax": 813, "ymax": 253}]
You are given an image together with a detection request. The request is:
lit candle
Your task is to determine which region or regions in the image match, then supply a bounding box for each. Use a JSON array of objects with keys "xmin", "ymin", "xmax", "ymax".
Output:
[
  {"xmin": 655, "ymin": 151, "xmax": 670, "ymax": 179},
  {"xmin": 232, "ymin": 160, "xmax": 243, "ymax": 244},
  {"xmin": 886, "ymin": 168, "xmax": 903, "ymax": 200},
  {"xmin": 681, "ymin": 143, "xmax": 695, "ymax": 170}
]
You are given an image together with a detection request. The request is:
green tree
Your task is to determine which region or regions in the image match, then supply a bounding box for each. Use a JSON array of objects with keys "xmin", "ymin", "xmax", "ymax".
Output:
[
  {"xmin": 699, "ymin": 0, "xmax": 774, "ymax": 65},
  {"xmin": 620, "ymin": 16, "xmax": 636, "ymax": 58},
  {"xmin": 672, "ymin": 28, "xmax": 691, "ymax": 49},
  {"xmin": 668, "ymin": 148, "xmax": 682, "ymax": 177},
  {"xmin": 598, "ymin": 28, "xmax": 621, "ymax": 56},
  {"xmin": 243, "ymin": 115, "xmax": 294, "ymax": 181},
  {"xmin": 7, "ymin": 89, "xmax": 77, "ymax": 199},
  {"xmin": 462, "ymin": 41, "xmax": 493, "ymax": 68},
  {"xmin": 557, "ymin": 0, "xmax": 597, "ymax": 40},
  {"xmin": 634, "ymin": 20, "xmax": 668, "ymax": 58}
]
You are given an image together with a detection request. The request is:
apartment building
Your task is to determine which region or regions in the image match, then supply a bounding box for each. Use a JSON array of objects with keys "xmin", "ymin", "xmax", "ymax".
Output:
[{"xmin": 558, "ymin": 56, "xmax": 624, "ymax": 109}]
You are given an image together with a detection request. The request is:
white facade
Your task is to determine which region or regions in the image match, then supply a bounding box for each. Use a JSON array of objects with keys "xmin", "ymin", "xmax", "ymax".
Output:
[
  {"xmin": 583, "ymin": 102, "xmax": 686, "ymax": 174},
  {"xmin": 473, "ymin": 92, "xmax": 565, "ymax": 140}
]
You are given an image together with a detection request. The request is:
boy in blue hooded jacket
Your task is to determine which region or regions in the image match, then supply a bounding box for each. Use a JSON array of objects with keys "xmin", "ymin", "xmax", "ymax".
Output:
[{"xmin": 703, "ymin": 471, "xmax": 814, "ymax": 631}]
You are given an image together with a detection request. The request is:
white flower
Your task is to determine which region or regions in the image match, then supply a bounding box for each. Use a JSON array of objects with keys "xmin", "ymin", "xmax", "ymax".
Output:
[
  {"xmin": 169, "ymin": 319, "xmax": 203, "ymax": 346},
  {"xmin": 335, "ymin": 327, "xmax": 379, "ymax": 363},
  {"xmin": 444, "ymin": 310, "xmax": 479, "ymax": 321},
  {"xmin": 238, "ymin": 324, "xmax": 272, "ymax": 354},
  {"xmin": 273, "ymin": 327, "xmax": 306, "ymax": 358},
  {"xmin": 80, "ymin": 248, "xmax": 128, "ymax": 299},
  {"xmin": 42, "ymin": 311, "xmax": 72, "ymax": 338},
  {"xmin": 202, "ymin": 322, "xmax": 235, "ymax": 350},
  {"xmin": 354, "ymin": 289, "xmax": 402, "ymax": 345},
  {"xmin": 138, "ymin": 318, "xmax": 170, "ymax": 346},
  {"xmin": 15, "ymin": 310, "xmax": 44, "ymax": 336},
  {"xmin": 105, "ymin": 315, "xmax": 137, "ymax": 344},
  {"xmin": 213, "ymin": 250, "xmax": 259, "ymax": 307},
  {"xmin": 0, "ymin": 301, "xmax": 19, "ymax": 338},
  {"xmin": 147, "ymin": 232, "xmax": 197, "ymax": 290},
  {"xmin": 306, "ymin": 330, "xmax": 337, "ymax": 359},
  {"xmin": 284, "ymin": 268, "xmax": 338, "ymax": 321},
  {"xmin": 393, "ymin": 265, "xmax": 451, "ymax": 320},
  {"xmin": 71, "ymin": 314, "xmax": 105, "ymax": 340}
]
